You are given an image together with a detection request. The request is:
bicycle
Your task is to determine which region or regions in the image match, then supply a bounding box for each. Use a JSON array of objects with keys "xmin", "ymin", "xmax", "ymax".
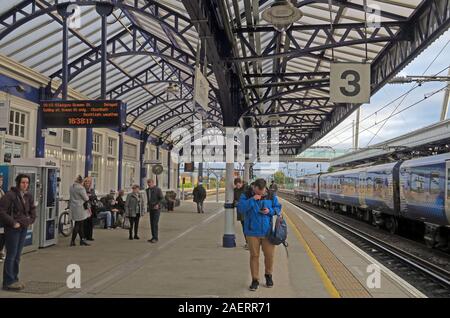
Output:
[{"xmin": 58, "ymin": 204, "xmax": 74, "ymax": 237}]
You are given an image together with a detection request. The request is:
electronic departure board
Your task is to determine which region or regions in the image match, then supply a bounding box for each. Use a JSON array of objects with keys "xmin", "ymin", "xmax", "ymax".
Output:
[{"xmin": 41, "ymin": 100, "xmax": 123, "ymax": 128}]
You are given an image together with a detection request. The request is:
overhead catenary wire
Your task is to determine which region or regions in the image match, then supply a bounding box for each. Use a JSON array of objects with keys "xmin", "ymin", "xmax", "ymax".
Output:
[
  {"xmin": 365, "ymin": 38, "xmax": 450, "ymax": 146},
  {"xmin": 328, "ymin": 86, "xmax": 448, "ymax": 149},
  {"xmin": 320, "ymin": 65, "xmax": 450, "ymax": 143}
]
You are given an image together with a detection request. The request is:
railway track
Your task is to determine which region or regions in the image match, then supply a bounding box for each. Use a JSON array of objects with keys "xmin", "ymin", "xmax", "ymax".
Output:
[{"xmin": 279, "ymin": 190, "xmax": 450, "ymax": 298}]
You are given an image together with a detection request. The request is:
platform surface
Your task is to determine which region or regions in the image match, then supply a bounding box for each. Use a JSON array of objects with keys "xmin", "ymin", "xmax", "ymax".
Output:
[{"xmin": 0, "ymin": 195, "xmax": 422, "ymax": 298}]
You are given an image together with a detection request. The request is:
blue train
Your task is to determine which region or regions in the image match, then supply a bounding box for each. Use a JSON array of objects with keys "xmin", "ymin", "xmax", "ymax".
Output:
[{"xmin": 294, "ymin": 152, "xmax": 450, "ymax": 248}]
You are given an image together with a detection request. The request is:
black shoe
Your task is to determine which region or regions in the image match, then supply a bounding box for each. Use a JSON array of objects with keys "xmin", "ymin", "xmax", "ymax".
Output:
[
  {"xmin": 249, "ymin": 280, "xmax": 259, "ymax": 291},
  {"xmin": 80, "ymin": 240, "xmax": 90, "ymax": 246},
  {"xmin": 148, "ymin": 238, "xmax": 158, "ymax": 243},
  {"xmin": 134, "ymin": 236, "xmax": 140, "ymax": 240},
  {"xmin": 265, "ymin": 274, "xmax": 273, "ymax": 288},
  {"xmin": 70, "ymin": 241, "xmax": 76, "ymax": 247},
  {"xmin": 129, "ymin": 236, "xmax": 133, "ymax": 240}
]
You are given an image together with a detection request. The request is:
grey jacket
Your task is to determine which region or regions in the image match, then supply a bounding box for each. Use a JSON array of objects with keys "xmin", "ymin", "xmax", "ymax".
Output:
[
  {"xmin": 69, "ymin": 183, "xmax": 89, "ymax": 221},
  {"xmin": 125, "ymin": 192, "xmax": 145, "ymax": 218}
]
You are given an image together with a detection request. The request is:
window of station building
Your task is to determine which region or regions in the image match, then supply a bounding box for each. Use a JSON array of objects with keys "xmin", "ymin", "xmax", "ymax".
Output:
[
  {"xmin": 93, "ymin": 133, "xmax": 102, "ymax": 153},
  {"xmin": 3, "ymin": 141, "xmax": 23, "ymax": 163},
  {"xmin": 8, "ymin": 109, "xmax": 26, "ymax": 138},
  {"xmin": 91, "ymin": 155, "xmax": 102, "ymax": 188},
  {"xmin": 124, "ymin": 142, "xmax": 137, "ymax": 160},
  {"xmin": 62, "ymin": 129, "xmax": 71, "ymax": 144},
  {"xmin": 108, "ymin": 138, "xmax": 116, "ymax": 156},
  {"xmin": 429, "ymin": 172, "xmax": 440, "ymax": 195}
]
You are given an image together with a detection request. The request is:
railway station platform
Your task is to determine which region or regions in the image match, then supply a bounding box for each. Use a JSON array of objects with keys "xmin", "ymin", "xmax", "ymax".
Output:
[{"xmin": 0, "ymin": 197, "xmax": 423, "ymax": 298}]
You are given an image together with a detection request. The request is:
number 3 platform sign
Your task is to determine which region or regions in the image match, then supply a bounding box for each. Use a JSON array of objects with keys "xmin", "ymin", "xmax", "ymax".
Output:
[{"xmin": 330, "ymin": 63, "xmax": 371, "ymax": 104}]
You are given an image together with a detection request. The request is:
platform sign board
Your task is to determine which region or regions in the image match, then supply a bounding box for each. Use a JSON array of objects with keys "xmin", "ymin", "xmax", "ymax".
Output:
[
  {"xmin": 0, "ymin": 100, "xmax": 10, "ymax": 131},
  {"xmin": 330, "ymin": 63, "xmax": 371, "ymax": 103},
  {"xmin": 41, "ymin": 100, "xmax": 123, "ymax": 128},
  {"xmin": 194, "ymin": 67, "xmax": 209, "ymax": 110}
]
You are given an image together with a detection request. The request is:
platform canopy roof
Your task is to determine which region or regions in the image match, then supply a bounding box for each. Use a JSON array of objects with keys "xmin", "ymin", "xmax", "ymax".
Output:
[{"xmin": 0, "ymin": 0, "xmax": 449, "ymax": 151}]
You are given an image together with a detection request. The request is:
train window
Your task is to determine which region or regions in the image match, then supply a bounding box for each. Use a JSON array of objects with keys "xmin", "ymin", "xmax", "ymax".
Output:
[
  {"xmin": 447, "ymin": 169, "xmax": 450, "ymax": 200},
  {"xmin": 413, "ymin": 174, "xmax": 425, "ymax": 193},
  {"xmin": 430, "ymin": 173, "xmax": 440, "ymax": 195}
]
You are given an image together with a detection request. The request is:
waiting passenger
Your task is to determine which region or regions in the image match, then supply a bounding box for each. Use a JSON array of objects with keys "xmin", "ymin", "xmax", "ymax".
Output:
[
  {"xmin": 82, "ymin": 177, "xmax": 96, "ymax": 241},
  {"xmin": 0, "ymin": 175, "xmax": 5, "ymax": 262},
  {"xmin": 125, "ymin": 185, "xmax": 145, "ymax": 240},
  {"xmin": 233, "ymin": 178, "xmax": 247, "ymax": 249},
  {"xmin": 269, "ymin": 180, "xmax": 278, "ymax": 195},
  {"xmin": 165, "ymin": 191, "xmax": 176, "ymax": 212},
  {"xmin": 69, "ymin": 175, "xmax": 90, "ymax": 247},
  {"xmin": 237, "ymin": 178, "xmax": 282, "ymax": 291},
  {"xmin": 193, "ymin": 182, "xmax": 207, "ymax": 214},
  {"xmin": 101, "ymin": 191, "xmax": 119, "ymax": 228},
  {"xmin": 0, "ymin": 174, "xmax": 36, "ymax": 291},
  {"xmin": 146, "ymin": 179, "xmax": 163, "ymax": 243},
  {"xmin": 115, "ymin": 190, "xmax": 126, "ymax": 227}
]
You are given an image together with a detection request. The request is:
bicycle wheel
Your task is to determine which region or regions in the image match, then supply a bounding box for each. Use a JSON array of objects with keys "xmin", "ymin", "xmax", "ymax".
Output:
[{"xmin": 59, "ymin": 210, "xmax": 73, "ymax": 237}]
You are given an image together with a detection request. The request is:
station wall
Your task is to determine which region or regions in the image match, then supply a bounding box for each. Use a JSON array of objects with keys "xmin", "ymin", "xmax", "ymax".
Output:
[{"xmin": 0, "ymin": 92, "xmax": 179, "ymax": 199}]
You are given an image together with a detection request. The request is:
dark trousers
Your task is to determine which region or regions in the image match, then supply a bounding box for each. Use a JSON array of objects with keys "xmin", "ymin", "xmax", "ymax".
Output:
[
  {"xmin": 0, "ymin": 233, "xmax": 5, "ymax": 254},
  {"xmin": 149, "ymin": 211, "xmax": 160, "ymax": 240},
  {"xmin": 196, "ymin": 201, "xmax": 204, "ymax": 213},
  {"xmin": 240, "ymin": 220, "xmax": 247, "ymax": 243},
  {"xmin": 167, "ymin": 201, "xmax": 174, "ymax": 211},
  {"xmin": 83, "ymin": 216, "xmax": 94, "ymax": 240},
  {"xmin": 129, "ymin": 215, "xmax": 140, "ymax": 238},
  {"xmin": 3, "ymin": 227, "xmax": 27, "ymax": 287},
  {"xmin": 71, "ymin": 220, "xmax": 85, "ymax": 243}
]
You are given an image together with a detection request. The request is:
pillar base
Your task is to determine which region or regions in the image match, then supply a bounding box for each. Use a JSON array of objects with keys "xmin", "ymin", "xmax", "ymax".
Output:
[{"xmin": 222, "ymin": 234, "xmax": 236, "ymax": 248}]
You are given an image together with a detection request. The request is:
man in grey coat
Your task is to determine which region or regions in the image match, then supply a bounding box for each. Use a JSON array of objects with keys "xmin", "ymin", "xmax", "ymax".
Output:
[
  {"xmin": 69, "ymin": 176, "xmax": 90, "ymax": 247},
  {"xmin": 146, "ymin": 179, "xmax": 163, "ymax": 243}
]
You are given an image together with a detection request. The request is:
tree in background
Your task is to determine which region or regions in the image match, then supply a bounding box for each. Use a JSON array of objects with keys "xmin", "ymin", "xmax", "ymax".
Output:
[{"xmin": 273, "ymin": 171, "xmax": 286, "ymax": 185}]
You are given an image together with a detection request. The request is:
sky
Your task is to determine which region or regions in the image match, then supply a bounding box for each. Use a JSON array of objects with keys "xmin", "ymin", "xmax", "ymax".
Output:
[{"xmin": 314, "ymin": 29, "xmax": 450, "ymax": 150}]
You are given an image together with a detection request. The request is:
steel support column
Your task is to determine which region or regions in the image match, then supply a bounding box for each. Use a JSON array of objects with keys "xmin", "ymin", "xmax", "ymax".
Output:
[
  {"xmin": 156, "ymin": 146, "xmax": 160, "ymax": 186},
  {"xmin": 223, "ymin": 162, "xmax": 236, "ymax": 248},
  {"xmin": 140, "ymin": 131, "xmax": 150, "ymax": 189},
  {"xmin": 118, "ymin": 131, "xmax": 124, "ymax": 191}
]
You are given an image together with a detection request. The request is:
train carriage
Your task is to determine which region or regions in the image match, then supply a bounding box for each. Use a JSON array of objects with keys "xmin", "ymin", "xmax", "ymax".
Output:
[{"xmin": 399, "ymin": 152, "xmax": 450, "ymax": 227}]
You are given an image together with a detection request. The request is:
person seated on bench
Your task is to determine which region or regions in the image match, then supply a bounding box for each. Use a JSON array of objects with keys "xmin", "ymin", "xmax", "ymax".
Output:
[
  {"xmin": 95, "ymin": 199, "xmax": 113, "ymax": 230},
  {"xmin": 165, "ymin": 191, "xmax": 176, "ymax": 212},
  {"xmin": 101, "ymin": 191, "xmax": 119, "ymax": 228}
]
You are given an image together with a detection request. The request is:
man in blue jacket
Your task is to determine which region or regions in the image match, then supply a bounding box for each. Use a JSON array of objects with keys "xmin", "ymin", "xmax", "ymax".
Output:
[{"xmin": 237, "ymin": 178, "xmax": 281, "ymax": 291}]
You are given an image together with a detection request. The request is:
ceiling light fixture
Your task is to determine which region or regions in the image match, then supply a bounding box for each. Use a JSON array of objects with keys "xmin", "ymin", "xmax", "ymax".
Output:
[{"xmin": 262, "ymin": 0, "xmax": 303, "ymax": 32}]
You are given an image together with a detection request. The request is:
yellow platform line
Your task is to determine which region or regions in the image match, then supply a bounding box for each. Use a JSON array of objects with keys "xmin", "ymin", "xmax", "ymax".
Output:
[{"xmin": 284, "ymin": 212, "xmax": 341, "ymax": 298}]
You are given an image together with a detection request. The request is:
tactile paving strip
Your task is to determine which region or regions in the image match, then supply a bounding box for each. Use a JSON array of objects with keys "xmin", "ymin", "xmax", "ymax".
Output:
[
  {"xmin": 284, "ymin": 204, "xmax": 371, "ymax": 298},
  {"xmin": 16, "ymin": 281, "xmax": 66, "ymax": 295}
]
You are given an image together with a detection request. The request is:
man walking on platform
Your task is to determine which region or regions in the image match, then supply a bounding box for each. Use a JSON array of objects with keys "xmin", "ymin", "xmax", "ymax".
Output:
[
  {"xmin": 146, "ymin": 179, "xmax": 163, "ymax": 243},
  {"xmin": 193, "ymin": 182, "xmax": 207, "ymax": 214},
  {"xmin": 238, "ymin": 178, "xmax": 282, "ymax": 291}
]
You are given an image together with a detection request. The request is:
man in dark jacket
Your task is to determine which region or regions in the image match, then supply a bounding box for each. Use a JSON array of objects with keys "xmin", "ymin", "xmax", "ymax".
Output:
[
  {"xmin": 146, "ymin": 179, "xmax": 163, "ymax": 243},
  {"xmin": 193, "ymin": 183, "xmax": 207, "ymax": 214},
  {"xmin": 0, "ymin": 174, "xmax": 36, "ymax": 291}
]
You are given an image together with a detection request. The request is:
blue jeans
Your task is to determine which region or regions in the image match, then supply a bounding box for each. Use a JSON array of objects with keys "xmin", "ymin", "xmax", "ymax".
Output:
[
  {"xmin": 3, "ymin": 227, "xmax": 27, "ymax": 287},
  {"xmin": 97, "ymin": 211, "xmax": 112, "ymax": 228}
]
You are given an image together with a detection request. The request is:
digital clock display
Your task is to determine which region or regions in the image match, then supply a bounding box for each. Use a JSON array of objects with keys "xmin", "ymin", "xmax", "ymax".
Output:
[{"xmin": 41, "ymin": 100, "xmax": 123, "ymax": 128}]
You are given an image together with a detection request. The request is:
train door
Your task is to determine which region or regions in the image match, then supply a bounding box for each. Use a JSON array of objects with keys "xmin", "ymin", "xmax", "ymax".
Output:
[
  {"xmin": 359, "ymin": 171, "xmax": 367, "ymax": 208},
  {"xmin": 446, "ymin": 161, "xmax": 450, "ymax": 224}
]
